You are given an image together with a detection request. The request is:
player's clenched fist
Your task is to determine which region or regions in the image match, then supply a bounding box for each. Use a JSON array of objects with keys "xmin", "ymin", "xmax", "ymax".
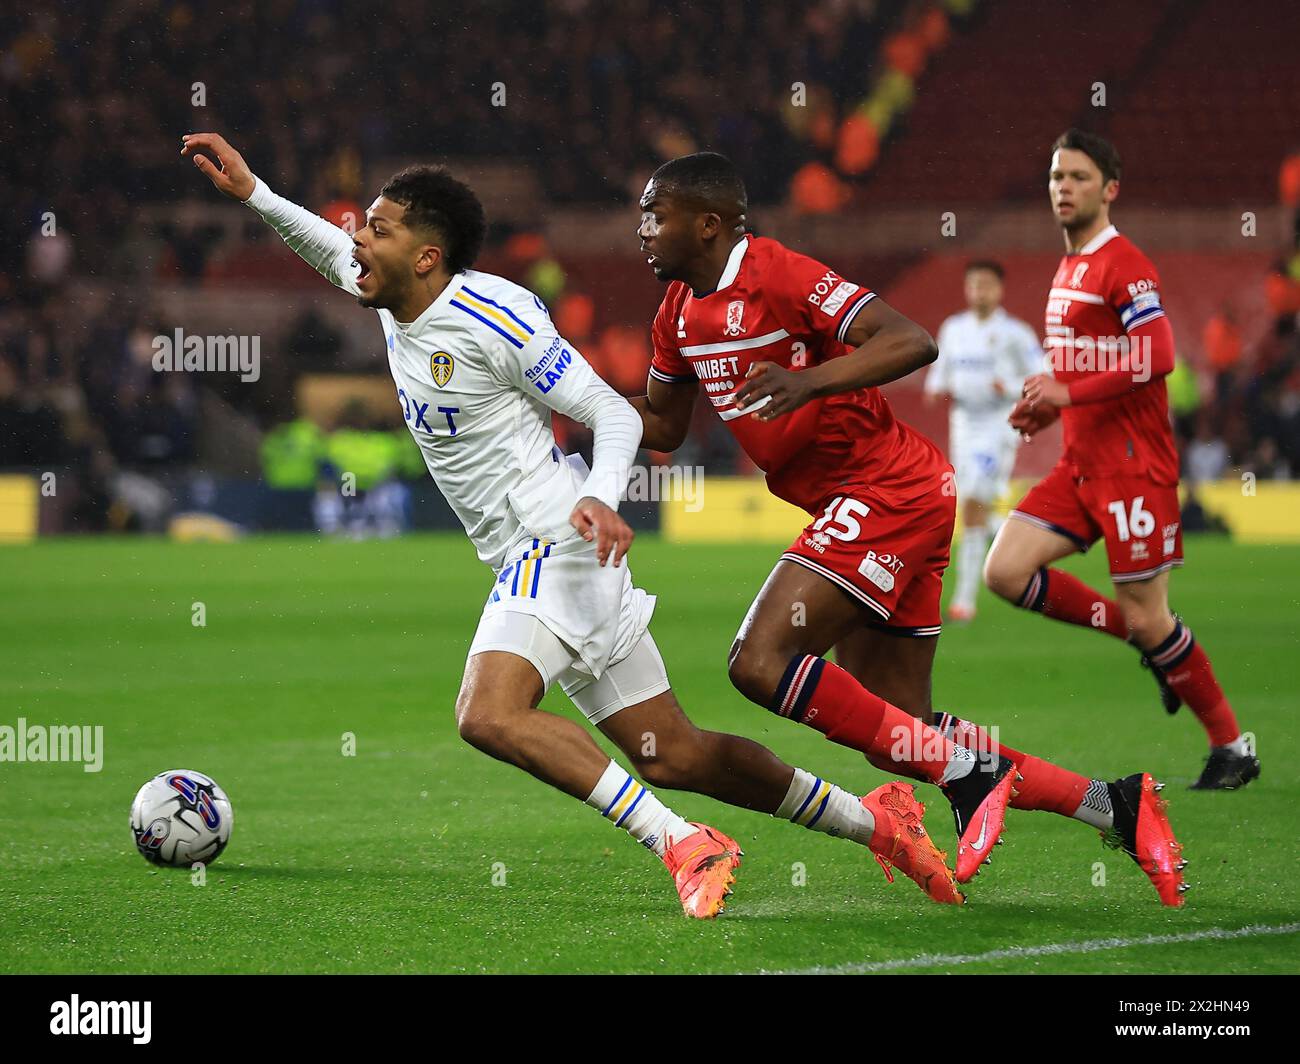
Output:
[
  {"xmin": 180, "ymin": 133, "xmax": 256, "ymax": 201},
  {"xmin": 1008, "ymin": 396, "xmax": 1060, "ymax": 441},
  {"xmin": 569, "ymin": 497, "xmax": 633, "ymax": 568},
  {"xmin": 1021, "ymin": 372, "xmax": 1071, "ymax": 409}
]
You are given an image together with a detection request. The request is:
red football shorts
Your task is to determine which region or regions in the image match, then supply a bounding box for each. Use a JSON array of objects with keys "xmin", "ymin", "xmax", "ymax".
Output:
[
  {"xmin": 781, "ymin": 476, "xmax": 956, "ymax": 636},
  {"xmin": 1010, "ymin": 459, "xmax": 1184, "ymax": 583}
]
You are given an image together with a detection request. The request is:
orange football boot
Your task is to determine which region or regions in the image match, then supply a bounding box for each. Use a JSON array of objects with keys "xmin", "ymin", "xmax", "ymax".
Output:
[
  {"xmin": 863, "ymin": 782, "xmax": 965, "ymax": 905},
  {"xmin": 662, "ymin": 823, "xmax": 742, "ymax": 918}
]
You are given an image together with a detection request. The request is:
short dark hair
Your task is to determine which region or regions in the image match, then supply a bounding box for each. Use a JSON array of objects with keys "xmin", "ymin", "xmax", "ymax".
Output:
[
  {"xmin": 1051, "ymin": 128, "xmax": 1122, "ymax": 185},
  {"xmin": 651, "ymin": 152, "xmax": 748, "ymax": 215},
  {"xmin": 965, "ymin": 259, "xmax": 1005, "ymax": 280},
  {"xmin": 379, "ymin": 165, "xmax": 486, "ymax": 274}
]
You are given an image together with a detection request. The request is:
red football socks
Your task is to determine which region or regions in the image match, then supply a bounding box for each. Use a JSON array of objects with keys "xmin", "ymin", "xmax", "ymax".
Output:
[
  {"xmin": 772, "ymin": 655, "xmax": 958, "ymax": 785},
  {"xmin": 1019, "ymin": 566, "xmax": 1127, "ymax": 640},
  {"xmin": 935, "ymin": 713, "xmax": 1090, "ymax": 816},
  {"xmin": 1146, "ymin": 620, "xmax": 1241, "ymax": 746}
]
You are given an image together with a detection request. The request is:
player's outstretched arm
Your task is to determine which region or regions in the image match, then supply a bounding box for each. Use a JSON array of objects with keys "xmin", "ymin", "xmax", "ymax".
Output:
[
  {"xmin": 181, "ymin": 132, "xmax": 256, "ymax": 200},
  {"xmin": 181, "ymin": 132, "xmax": 360, "ymax": 296},
  {"xmin": 629, "ymin": 375, "xmax": 698, "ymax": 451}
]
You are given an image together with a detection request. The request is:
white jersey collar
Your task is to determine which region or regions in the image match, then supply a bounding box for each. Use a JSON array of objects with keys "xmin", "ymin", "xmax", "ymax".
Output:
[
  {"xmin": 714, "ymin": 236, "xmax": 750, "ymax": 293},
  {"xmin": 968, "ymin": 306, "xmax": 1007, "ymax": 324},
  {"xmin": 1075, "ymin": 224, "xmax": 1118, "ymax": 256}
]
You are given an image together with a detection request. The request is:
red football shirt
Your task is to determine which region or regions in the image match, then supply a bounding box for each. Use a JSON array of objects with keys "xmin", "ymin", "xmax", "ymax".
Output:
[
  {"xmin": 649, "ymin": 235, "xmax": 947, "ymax": 512},
  {"xmin": 1045, "ymin": 226, "xmax": 1180, "ymax": 484}
]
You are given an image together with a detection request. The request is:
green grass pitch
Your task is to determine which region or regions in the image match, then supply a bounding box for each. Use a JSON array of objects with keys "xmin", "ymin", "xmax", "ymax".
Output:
[{"xmin": 1, "ymin": 532, "xmax": 1296, "ymax": 974}]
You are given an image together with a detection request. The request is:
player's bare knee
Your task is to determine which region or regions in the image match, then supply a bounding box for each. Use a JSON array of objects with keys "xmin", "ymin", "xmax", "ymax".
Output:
[
  {"xmin": 455, "ymin": 701, "xmax": 511, "ymax": 756},
  {"xmin": 982, "ymin": 548, "xmax": 1024, "ymax": 600},
  {"xmin": 1121, "ymin": 603, "xmax": 1174, "ymax": 649},
  {"xmin": 727, "ymin": 638, "xmax": 781, "ymax": 706}
]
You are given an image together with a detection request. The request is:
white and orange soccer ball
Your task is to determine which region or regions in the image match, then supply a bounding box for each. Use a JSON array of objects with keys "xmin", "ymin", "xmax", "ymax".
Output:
[{"xmin": 130, "ymin": 769, "xmax": 233, "ymax": 867}]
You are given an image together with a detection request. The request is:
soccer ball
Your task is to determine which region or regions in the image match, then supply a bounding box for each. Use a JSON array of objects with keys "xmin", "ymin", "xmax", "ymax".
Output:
[{"xmin": 130, "ymin": 769, "xmax": 233, "ymax": 867}]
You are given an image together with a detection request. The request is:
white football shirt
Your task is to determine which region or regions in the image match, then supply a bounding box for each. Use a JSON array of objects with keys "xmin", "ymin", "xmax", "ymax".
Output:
[
  {"xmin": 927, "ymin": 306, "xmax": 1043, "ymax": 417},
  {"xmin": 246, "ymin": 178, "xmax": 641, "ymax": 569}
]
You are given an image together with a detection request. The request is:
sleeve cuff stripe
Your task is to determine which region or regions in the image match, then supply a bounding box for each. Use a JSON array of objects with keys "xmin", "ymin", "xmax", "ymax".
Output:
[
  {"xmin": 649, "ymin": 366, "xmax": 696, "ymax": 382},
  {"xmin": 836, "ymin": 292, "xmax": 877, "ymax": 342}
]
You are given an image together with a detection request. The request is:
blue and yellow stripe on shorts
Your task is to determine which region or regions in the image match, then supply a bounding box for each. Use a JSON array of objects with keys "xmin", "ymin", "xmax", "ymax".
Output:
[
  {"xmin": 449, "ymin": 285, "xmax": 535, "ymax": 349},
  {"xmin": 490, "ymin": 538, "xmax": 553, "ymax": 603}
]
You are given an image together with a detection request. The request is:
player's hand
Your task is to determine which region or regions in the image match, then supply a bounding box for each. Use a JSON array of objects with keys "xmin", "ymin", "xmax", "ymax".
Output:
[
  {"xmin": 1022, "ymin": 373, "xmax": 1071, "ymax": 409},
  {"xmin": 733, "ymin": 362, "xmax": 815, "ymax": 421},
  {"xmin": 1008, "ymin": 396, "xmax": 1060, "ymax": 441},
  {"xmin": 570, "ymin": 497, "xmax": 633, "ymax": 567},
  {"xmin": 181, "ymin": 133, "xmax": 256, "ymax": 201}
]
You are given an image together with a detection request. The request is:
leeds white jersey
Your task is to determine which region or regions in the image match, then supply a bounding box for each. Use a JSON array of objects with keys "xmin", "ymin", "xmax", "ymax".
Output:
[
  {"xmin": 246, "ymin": 178, "xmax": 640, "ymax": 571},
  {"xmin": 926, "ymin": 307, "xmax": 1043, "ymax": 417}
]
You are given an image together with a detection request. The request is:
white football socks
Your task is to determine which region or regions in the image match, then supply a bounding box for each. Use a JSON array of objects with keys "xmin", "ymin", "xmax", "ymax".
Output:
[
  {"xmin": 953, "ymin": 524, "xmax": 991, "ymax": 612},
  {"xmin": 776, "ymin": 767, "xmax": 876, "ymax": 845},
  {"xmin": 585, "ymin": 760, "xmax": 693, "ymax": 858}
]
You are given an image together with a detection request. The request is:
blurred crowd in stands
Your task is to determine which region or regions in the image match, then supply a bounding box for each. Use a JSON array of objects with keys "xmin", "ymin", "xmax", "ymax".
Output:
[
  {"xmin": 1176, "ymin": 155, "xmax": 1300, "ymax": 485},
  {"xmin": 3, "ymin": 2, "xmax": 1300, "ymax": 535}
]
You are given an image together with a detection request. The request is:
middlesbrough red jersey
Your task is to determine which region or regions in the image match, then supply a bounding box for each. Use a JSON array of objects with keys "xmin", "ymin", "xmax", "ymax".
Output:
[
  {"xmin": 1045, "ymin": 226, "xmax": 1180, "ymax": 484},
  {"xmin": 649, "ymin": 236, "xmax": 946, "ymax": 513}
]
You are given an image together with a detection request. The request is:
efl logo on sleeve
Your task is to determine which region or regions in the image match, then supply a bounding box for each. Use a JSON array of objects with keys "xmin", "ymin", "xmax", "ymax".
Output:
[{"xmin": 819, "ymin": 280, "xmax": 859, "ymax": 317}]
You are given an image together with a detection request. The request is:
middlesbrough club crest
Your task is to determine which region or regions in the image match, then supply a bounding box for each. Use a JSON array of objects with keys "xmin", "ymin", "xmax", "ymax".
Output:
[{"xmin": 724, "ymin": 299, "xmax": 746, "ymax": 337}]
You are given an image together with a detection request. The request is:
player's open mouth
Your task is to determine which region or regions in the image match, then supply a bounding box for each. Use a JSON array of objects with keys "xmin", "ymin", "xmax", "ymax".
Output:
[{"xmin": 354, "ymin": 258, "xmax": 372, "ymax": 282}]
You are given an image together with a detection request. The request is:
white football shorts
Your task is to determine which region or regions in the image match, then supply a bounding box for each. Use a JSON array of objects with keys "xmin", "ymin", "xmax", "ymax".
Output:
[
  {"xmin": 951, "ymin": 411, "xmax": 1019, "ymax": 504},
  {"xmin": 466, "ymin": 531, "xmax": 667, "ymax": 724}
]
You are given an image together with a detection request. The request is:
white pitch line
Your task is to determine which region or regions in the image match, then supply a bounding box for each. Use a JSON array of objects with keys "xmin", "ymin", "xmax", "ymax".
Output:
[{"xmin": 771, "ymin": 922, "xmax": 1300, "ymax": 975}]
